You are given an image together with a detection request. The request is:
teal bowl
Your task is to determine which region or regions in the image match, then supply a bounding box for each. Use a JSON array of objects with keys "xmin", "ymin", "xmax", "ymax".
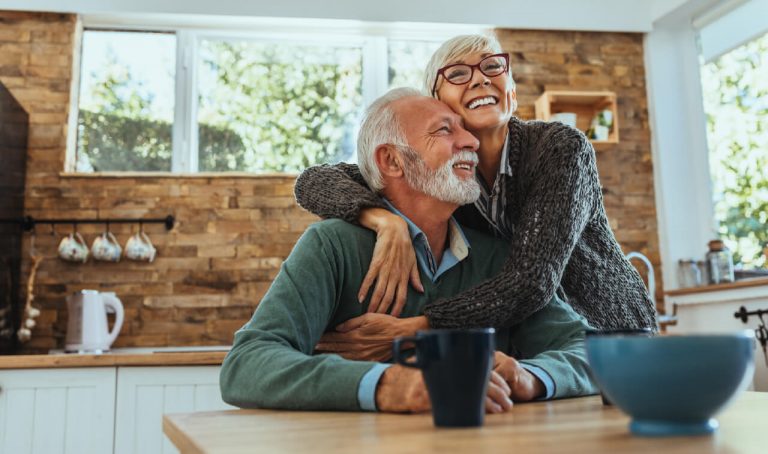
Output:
[{"xmin": 586, "ymin": 331, "xmax": 755, "ymax": 436}]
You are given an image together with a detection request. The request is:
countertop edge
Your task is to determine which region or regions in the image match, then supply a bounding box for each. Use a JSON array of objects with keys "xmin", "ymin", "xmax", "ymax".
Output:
[
  {"xmin": 0, "ymin": 351, "xmax": 228, "ymax": 369},
  {"xmin": 665, "ymin": 277, "xmax": 768, "ymax": 297}
]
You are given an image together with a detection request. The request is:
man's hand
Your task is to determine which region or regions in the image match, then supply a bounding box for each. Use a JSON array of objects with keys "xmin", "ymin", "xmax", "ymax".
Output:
[
  {"xmin": 316, "ymin": 314, "xmax": 428, "ymax": 361},
  {"xmin": 493, "ymin": 351, "xmax": 545, "ymax": 401},
  {"xmin": 375, "ymin": 366, "xmax": 513, "ymax": 414},
  {"xmin": 375, "ymin": 365, "xmax": 430, "ymax": 413},
  {"xmin": 486, "ymin": 371, "xmax": 514, "ymax": 413}
]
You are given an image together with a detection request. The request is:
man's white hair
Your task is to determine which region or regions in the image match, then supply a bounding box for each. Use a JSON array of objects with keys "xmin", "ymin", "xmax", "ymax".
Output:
[
  {"xmin": 423, "ymin": 33, "xmax": 515, "ymax": 98},
  {"xmin": 357, "ymin": 87, "xmax": 422, "ymax": 192}
]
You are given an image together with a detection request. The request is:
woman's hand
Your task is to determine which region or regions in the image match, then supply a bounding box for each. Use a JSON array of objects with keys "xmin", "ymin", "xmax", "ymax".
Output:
[
  {"xmin": 315, "ymin": 314, "xmax": 428, "ymax": 362},
  {"xmin": 358, "ymin": 208, "xmax": 424, "ymax": 316},
  {"xmin": 493, "ymin": 351, "xmax": 545, "ymax": 401}
]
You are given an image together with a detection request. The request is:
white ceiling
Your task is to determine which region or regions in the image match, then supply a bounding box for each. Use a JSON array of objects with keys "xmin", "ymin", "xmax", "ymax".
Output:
[
  {"xmin": 698, "ymin": 0, "xmax": 768, "ymax": 61},
  {"xmin": 0, "ymin": 0, "xmax": 695, "ymax": 32}
]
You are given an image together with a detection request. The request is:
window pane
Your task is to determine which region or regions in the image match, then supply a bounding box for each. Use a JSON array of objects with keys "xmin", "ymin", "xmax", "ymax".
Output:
[
  {"xmin": 76, "ymin": 30, "xmax": 175, "ymax": 172},
  {"xmin": 388, "ymin": 40, "xmax": 442, "ymax": 91},
  {"xmin": 197, "ymin": 39, "xmax": 362, "ymax": 172},
  {"xmin": 701, "ymin": 31, "xmax": 768, "ymax": 269}
]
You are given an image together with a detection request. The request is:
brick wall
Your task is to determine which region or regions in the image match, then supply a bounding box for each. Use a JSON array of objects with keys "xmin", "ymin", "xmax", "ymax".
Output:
[{"xmin": 1, "ymin": 12, "xmax": 662, "ymax": 352}]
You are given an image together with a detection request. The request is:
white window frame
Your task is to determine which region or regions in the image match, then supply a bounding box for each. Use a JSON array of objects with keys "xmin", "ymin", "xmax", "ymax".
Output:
[
  {"xmin": 68, "ymin": 14, "xmax": 485, "ymax": 173},
  {"xmin": 645, "ymin": 0, "xmax": 768, "ymax": 290}
]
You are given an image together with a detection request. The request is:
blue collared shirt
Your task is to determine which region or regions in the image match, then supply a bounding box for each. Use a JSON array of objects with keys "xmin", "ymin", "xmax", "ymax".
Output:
[
  {"xmin": 357, "ymin": 200, "xmax": 554, "ymax": 410},
  {"xmin": 383, "ymin": 199, "xmax": 470, "ymax": 282}
]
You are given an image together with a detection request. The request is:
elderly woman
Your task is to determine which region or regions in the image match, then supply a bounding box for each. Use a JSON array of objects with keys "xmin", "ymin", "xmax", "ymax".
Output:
[{"xmin": 294, "ymin": 34, "xmax": 656, "ymax": 336}]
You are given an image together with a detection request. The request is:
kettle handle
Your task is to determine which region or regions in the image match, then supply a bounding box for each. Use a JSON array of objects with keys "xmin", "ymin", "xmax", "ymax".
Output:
[{"xmin": 102, "ymin": 293, "xmax": 125, "ymax": 347}]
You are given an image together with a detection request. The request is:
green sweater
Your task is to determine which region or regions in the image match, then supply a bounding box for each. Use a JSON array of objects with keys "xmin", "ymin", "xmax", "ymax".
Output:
[{"xmin": 220, "ymin": 219, "xmax": 597, "ymax": 411}]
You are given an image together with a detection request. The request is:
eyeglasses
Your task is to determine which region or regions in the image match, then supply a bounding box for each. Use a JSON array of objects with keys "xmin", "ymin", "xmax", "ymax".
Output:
[{"xmin": 431, "ymin": 53, "xmax": 510, "ymax": 97}]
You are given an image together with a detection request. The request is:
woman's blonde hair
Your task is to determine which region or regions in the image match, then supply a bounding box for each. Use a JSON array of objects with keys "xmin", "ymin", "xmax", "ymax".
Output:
[{"xmin": 423, "ymin": 33, "xmax": 515, "ymax": 98}]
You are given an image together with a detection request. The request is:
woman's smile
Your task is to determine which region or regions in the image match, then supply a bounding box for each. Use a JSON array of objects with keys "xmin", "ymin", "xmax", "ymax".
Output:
[{"xmin": 466, "ymin": 96, "xmax": 499, "ymax": 110}]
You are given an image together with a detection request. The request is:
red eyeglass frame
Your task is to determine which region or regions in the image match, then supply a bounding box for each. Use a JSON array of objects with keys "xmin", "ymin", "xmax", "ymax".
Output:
[{"xmin": 431, "ymin": 53, "xmax": 510, "ymax": 97}]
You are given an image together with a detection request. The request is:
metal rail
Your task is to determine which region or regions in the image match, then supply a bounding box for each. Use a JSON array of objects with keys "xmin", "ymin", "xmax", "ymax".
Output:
[{"xmin": 0, "ymin": 215, "xmax": 175, "ymax": 231}]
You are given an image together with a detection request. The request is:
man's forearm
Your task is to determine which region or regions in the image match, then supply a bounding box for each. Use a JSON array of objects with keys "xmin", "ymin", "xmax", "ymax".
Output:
[
  {"xmin": 221, "ymin": 332, "xmax": 379, "ymax": 411},
  {"xmin": 510, "ymin": 298, "xmax": 599, "ymax": 399},
  {"xmin": 518, "ymin": 363, "xmax": 552, "ymax": 399}
]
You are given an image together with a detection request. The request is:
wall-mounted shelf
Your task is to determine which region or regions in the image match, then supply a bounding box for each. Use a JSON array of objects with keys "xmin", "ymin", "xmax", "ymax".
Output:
[{"xmin": 534, "ymin": 90, "xmax": 619, "ymax": 149}]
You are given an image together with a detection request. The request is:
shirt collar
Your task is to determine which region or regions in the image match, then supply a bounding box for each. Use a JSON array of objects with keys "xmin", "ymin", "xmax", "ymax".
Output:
[
  {"xmin": 475, "ymin": 132, "xmax": 511, "ymax": 194},
  {"xmin": 382, "ymin": 199, "xmax": 470, "ymax": 262}
]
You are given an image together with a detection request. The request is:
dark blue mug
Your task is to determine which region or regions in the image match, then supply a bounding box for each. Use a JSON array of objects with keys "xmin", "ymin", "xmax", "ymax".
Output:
[{"xmin": 392, "ymin": 328, "xmax": 495, "ymax": 427}]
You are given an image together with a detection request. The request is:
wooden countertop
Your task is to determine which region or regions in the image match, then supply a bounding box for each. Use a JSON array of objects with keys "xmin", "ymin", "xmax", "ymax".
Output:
[
  {"xmin": 665, "ymin": 276, "xmax": 768, "ymax": 297},
  {"xmin": 163, "ymin": 392, "xmax": 768, "ymax": 454},
  {"xmin": 0, "ymin": 350, "xmax": 228, "ymax": 369}
]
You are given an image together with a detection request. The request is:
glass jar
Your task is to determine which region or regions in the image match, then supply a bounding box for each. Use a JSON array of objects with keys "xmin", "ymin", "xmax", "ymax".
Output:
[
  {"xmin": 678, "ymin": 259, "xmax": 702, "ymax": 288},
  {"xmin": 697, "ymin": 260, "xmax": 709, "ymax": 286},
  {"xmin": 706, "ymin": 239, "xmax": 735, "ymax": 285}
]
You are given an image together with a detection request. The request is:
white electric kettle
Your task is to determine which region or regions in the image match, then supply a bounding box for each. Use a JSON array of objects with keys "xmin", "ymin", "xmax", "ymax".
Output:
[{"xmin": 65, "ymin": 290, "xmax": 124, "ymax": 353}]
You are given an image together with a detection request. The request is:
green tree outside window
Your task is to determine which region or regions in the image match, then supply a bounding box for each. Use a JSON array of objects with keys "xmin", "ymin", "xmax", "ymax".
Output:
[{"xmin": 701, "ymin": 32, "xmax": 768, "ymax": 269}]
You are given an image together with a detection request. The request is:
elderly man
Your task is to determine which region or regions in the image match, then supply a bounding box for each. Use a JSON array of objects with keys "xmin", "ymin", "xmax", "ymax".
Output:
[{"xmin": 220, "ymin": 88, "xmax": 597, "ymax": 413}]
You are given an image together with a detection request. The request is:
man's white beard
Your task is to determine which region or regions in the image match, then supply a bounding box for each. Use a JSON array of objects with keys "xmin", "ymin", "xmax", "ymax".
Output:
[{"xmin": 401, "ymin": 148, "xmax": 481, "ymax": 205}]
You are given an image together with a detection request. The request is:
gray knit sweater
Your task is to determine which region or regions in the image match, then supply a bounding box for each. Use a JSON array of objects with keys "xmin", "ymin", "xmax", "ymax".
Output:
[{"xmin": 293, "ymin": 117, "xmax": 657, "ymax": 331}]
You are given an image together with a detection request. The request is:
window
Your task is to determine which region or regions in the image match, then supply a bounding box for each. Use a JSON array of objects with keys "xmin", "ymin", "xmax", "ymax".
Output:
[
  {"xmin": 388, "ymin": 40, "xmax": 442, "ymax": 90},
  {"xmin": 700, "ymin": 31, "xmax": 768, "ymax": 270},
  {"xmin": 76, "ymin": 30, "xmax": 176, "ymax": 172},
  {"xmin": 197, "ymin": 39, "xmax": 362, "ymax": 172},
  {"xmin": 72, "ymin": 20, "xmax": 475, "ymax": 174}
]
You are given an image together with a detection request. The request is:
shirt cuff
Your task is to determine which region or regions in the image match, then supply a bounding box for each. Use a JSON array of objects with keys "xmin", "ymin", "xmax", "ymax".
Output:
[
  {"xmin": 520, "ymin": 363, "xmax": 555, "ymax": 400},
  {"xmin": 357, "ymin": 363, "xmax": 392, "ymax": 411}
]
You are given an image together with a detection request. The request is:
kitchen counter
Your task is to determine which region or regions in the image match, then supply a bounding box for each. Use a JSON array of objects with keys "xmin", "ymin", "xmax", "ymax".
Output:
[
  {"xmin": 0, "ymin": 346, "xmax": 230, "ymax": 369},
  {"xmin": 665, "ymin": 276, "xmax": 768, "ymax": 297}
]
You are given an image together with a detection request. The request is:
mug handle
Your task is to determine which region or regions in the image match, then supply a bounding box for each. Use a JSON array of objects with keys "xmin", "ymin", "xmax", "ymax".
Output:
[
  {"xmin": 75, "ymin": 232, "xmax": 89, "ymax": 263},
  {"xmin": 140, "ymin": 231, "xmax": 157, "ymax": 262},
  {"xmin": 74, "ymin": 232, "xmax": 87, "ymax": 246},
  {"xmin": 393, "ymin": 336, "xmax": 423, "ymax": 369},
  {"xmin": 140, "ymin": 231, "xmax": 154, "ymax": 247}
]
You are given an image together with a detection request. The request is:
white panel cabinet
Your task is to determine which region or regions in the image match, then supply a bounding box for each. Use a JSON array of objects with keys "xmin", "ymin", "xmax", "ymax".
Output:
[
  {"xmin": 114, "ymin": 366, "xmax": 234, "ymax": 454},
  {"xmin": 0, "ymin": 368, "xmax": 116, "ymax": 454},
  {"xmin": 0, "ymin": 365, "xmax": 231, "ymax": 454},
  {"xmin": 666, "ymin": 283, "xmax": 768, "ymax": 391}
]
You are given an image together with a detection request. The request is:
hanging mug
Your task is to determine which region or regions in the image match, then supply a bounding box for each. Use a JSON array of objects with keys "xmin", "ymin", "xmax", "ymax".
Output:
[
  {"xmin": 125, "ymin": 231, "xmax": 156, "ymax": 262},
  {"xmin": 91, "ymin": 232, "xmax": 122, "ymax": 262},
  {"xmin": 58, "ymin": 232, "xmax": 89, "ymax": 263}
]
